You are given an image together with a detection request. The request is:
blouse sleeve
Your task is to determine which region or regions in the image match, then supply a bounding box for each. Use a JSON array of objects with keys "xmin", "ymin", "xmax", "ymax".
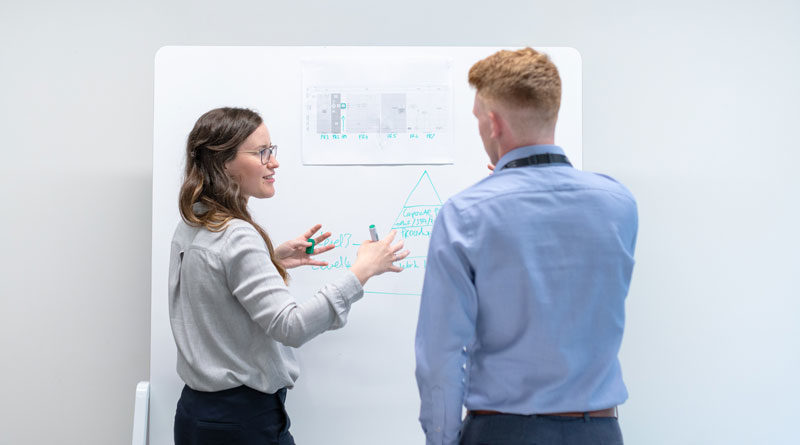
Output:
[{"xmin": 221, "ymin": 225, "xmax": 363, "ymax": 348}]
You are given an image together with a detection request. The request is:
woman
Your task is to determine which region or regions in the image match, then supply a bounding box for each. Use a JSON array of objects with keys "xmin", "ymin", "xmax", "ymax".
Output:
[{"xmin": 169, "ymin": 107, "xmax": 408, "ymax": 444}]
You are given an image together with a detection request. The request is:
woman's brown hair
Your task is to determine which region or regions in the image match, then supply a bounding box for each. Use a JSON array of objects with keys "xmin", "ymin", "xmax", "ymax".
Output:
[{"xmin": 178, "ymin": 107, "xmax": 288, "ymax": 283}]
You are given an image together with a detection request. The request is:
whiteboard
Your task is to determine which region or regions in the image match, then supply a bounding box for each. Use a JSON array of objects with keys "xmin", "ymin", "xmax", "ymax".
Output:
[{"xmin": 151, "ymin": 46, "xmax": 581, "ymax": 444}]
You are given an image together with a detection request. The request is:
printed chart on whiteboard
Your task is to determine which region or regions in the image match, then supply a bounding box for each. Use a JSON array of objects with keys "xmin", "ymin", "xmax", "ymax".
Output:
[{"xmin": 302, "ymin": 58, "xmax": 454, "ymax": 165}]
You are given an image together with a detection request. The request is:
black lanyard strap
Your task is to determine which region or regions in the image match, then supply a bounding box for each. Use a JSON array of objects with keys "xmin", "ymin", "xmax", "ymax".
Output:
[{"xmin": 501, "ymin": 153, "xmax": 572, "ymax": 170}]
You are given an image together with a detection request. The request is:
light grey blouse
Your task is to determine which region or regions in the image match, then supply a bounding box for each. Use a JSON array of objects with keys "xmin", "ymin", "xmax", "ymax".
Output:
[{"xmin": 168, "ymin": 217, "xmax": 363, "ymax": 393}]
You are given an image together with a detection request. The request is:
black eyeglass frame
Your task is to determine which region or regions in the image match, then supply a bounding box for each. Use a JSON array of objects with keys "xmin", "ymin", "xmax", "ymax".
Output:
[{"xmin": 240, "ymin": 144, "xmax": 278, "ymax": 165}]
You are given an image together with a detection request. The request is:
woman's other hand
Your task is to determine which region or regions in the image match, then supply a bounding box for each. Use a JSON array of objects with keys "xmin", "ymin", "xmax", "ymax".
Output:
[
  {"xmin": 350, "ymin": 230, "xmax": 410, "ymax": 285},
  {"xmin": 274, "ymin": 224, "xmax": 335, "ymax": 269}
]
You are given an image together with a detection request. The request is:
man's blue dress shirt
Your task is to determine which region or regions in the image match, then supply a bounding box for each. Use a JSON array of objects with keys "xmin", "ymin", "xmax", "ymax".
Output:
[{"xmin": 415, "ymin": 145, "xmax": 638, "ymax": 445}]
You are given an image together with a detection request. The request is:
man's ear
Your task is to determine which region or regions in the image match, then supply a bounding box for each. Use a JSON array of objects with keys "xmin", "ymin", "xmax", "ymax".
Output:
[{"xmin": 488, "ymin": 110, "xmax": 503, "ymax": 139}]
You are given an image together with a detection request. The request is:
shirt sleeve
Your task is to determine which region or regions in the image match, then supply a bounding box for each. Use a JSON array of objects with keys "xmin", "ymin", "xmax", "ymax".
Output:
[
  {"xmin": 415, "ymin": 201, "xmax": 478, "ymax": 445},
  {"xmin": 222, "ymin": 225, "xmax": 363, "ymax": 348}
]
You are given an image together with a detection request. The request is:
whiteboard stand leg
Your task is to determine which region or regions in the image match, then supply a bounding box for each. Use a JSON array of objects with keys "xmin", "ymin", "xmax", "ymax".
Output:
[{"xmin": 132, "ymin": 381, "xmax": 150, "ymax": 445}]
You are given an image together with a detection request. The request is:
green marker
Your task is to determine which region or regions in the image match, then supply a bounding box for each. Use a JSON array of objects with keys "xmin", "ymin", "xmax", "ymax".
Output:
[
  {"xmin": 305, "ymin": 238, "xmax": 315, "ymax": 254},
  {"xmin": 369, "ymin": 224, "xmax": 379, "ymax": 241}
]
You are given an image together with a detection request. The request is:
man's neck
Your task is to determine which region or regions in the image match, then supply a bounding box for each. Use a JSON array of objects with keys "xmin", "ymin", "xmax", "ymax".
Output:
[{"xmin": 497, "ymin": 136, "xmax": 556, "ymax": 160}]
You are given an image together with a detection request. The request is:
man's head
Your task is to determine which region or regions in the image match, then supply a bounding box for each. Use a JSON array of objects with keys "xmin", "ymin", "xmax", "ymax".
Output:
[{"xmin": 468, "ymin": 48, "xmax": 562, "ymax": 163}]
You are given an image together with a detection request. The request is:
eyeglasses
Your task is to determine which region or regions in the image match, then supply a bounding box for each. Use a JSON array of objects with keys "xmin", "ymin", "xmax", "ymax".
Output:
[{"xmin": 240, "ymin": 144, "xmax": 278, "ymax": 165}]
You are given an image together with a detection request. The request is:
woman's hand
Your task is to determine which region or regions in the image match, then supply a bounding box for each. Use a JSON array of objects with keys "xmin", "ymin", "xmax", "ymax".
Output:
[
  {"xmin": 350, "ymin": 230, "xmax": 410, "ymax": 285},
  {"xmin": 274, "ymin": 224, "xmax": 336, "ymax": 269}
]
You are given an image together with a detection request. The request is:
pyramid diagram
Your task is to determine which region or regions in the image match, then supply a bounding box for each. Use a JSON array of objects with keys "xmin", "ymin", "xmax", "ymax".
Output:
[
  {"xmin": 390, "ymin": 170, "xmax": 443, "ymax": 240},
  {"xmin": 363, "ymin": 170, "xmax": 444, "ymax": 297}
]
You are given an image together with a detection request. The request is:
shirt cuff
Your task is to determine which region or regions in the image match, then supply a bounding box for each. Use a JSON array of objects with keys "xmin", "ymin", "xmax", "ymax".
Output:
[{"xmin": 323, "ymin": 271, "xmax": 364, "ymax": 329}]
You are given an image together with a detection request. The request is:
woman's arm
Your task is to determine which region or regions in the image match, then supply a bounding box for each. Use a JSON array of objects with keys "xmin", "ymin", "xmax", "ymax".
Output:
[{"xmin": 222, "ymin": 225, "xmax": 408, "ymax": 348}]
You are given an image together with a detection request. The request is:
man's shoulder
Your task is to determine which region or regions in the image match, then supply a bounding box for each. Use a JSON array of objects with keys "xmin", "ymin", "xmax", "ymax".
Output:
[
  {"xmin": 445, "ymin": 174, "xmax": 506, "ymax": 211},
  {"xmin": 577, "ymin": 170, "xmax": 636, "ymax": 203},
  {"xmin": 445, "ymin": 168, "xmax": 635, "ymax": 211}
]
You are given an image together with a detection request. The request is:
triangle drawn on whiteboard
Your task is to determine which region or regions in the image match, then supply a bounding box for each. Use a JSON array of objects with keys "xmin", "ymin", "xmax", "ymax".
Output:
[{"xmin": 390, "ymin": 170, "xmax": 443, "ymax": 238}]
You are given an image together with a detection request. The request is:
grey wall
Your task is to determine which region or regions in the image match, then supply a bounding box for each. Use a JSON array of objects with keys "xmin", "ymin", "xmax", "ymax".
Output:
[{"xmin": 1, "ymin": 1, "xmax": 798, "ymax": 444}]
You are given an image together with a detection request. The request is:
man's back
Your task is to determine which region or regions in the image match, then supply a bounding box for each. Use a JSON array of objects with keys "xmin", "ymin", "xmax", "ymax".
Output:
[
  {"xmin": 459, "ymin": 145, "xmax": 635, "ymax": 411},
  {"xmin": 418, "ymin": 47, "xmax": 635, "ymax": 445},
  {"xmin": 416, "ymin": 145, "xmax": 638, "ymax": 443}
]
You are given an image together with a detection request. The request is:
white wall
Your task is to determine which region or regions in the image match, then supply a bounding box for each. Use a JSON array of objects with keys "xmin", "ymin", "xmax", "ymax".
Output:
[{"xmin": 0, "ymin": 1, "xmax": 797, "ymax": 444}]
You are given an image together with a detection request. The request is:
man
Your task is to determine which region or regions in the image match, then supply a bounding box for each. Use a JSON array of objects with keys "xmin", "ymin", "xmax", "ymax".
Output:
[{"xmin": 415, "ymin": 47, "xmax": 638, "ymax": 445}]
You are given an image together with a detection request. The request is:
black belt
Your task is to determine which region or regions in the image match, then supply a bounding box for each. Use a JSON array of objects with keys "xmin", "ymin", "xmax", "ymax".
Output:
[{"xmin": 469, "ymin": 407, "xmax": 617, "ymax": 418}]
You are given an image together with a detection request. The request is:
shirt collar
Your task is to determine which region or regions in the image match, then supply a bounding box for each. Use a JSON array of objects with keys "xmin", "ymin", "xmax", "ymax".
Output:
[
  {"xmin": 192, "ymin": 201, "xmax": 209, "ymax": 215},
  {"xmin": 493, "ymin": 145, "xmax": 567, "ymax": 171}
]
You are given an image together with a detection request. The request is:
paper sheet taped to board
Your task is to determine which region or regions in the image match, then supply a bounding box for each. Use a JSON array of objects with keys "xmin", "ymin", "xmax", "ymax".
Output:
[{"xmin": 302, "ymin": 58, "xmax": 454, "ymax": 165}]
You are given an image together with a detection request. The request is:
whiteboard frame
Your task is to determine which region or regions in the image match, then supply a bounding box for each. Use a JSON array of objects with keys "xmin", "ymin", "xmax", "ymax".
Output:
[{"xmin": 151, "ymin": 46, "xmax": 581, "ymax": 445}]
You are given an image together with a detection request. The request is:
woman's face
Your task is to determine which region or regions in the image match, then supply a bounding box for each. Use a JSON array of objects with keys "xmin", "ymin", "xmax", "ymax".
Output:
[{"xmin": 225, "ymin": 123, "xmax": 279, "ymax": 200}]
